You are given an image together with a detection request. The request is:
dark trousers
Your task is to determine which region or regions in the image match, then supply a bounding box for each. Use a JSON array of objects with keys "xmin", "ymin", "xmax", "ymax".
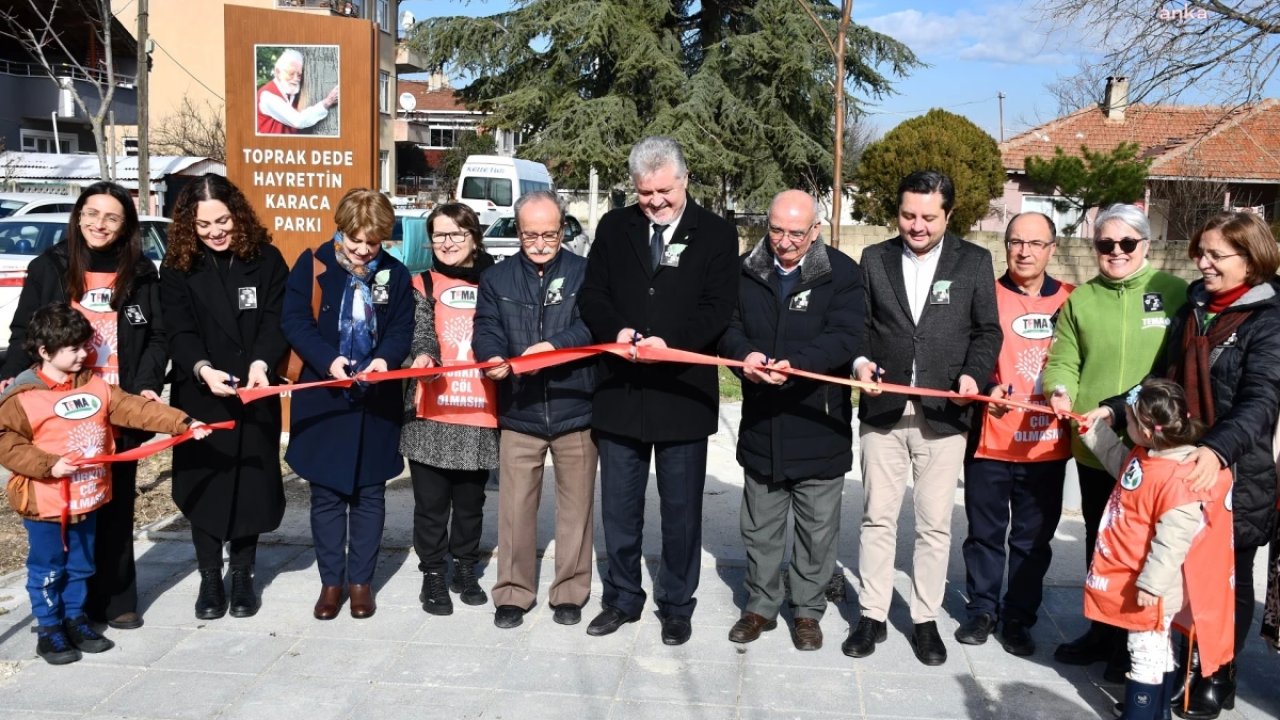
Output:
[
  {"xmin": 191, "ymin": 526, "xmax": 259, "ymax": 570},
  {"xmin": 409, "ymin": 461, "xmax": 487, "ymax": 573},
  {"xmin": 597, "ymin": 431, "xmax": 708, "ymax": 619},
  {"xmin": 1076, "ymin": 462, "xmax": 1115, "ymax": 569},
  {"xmin": 1236, "ymin": 544, "xmax": 1259, "ymax": 655},
  {"xmin": 85, "ymin": 460, "xmax": 138, "ymax": 621},
  {"xmin": 309, "ymin": 482, "xmax": 386, "ymax": 586},
  {"xmin": 962, "ymin": 458, "xmax": 1066, "ymax": 625}
]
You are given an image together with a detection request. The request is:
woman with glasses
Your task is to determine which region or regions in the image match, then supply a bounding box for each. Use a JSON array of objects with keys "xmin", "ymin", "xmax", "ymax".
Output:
[
  {"xmin": 1042, "ymin": 203, "xmax": 1187, "ymax": 681},
  {"xmin": 400, "ymin": 202, "xmax": 499, "ymax": 616},
  {"xmin": 160, "ymin": 175, "xmax": 289, "ymax": 620},
  {"xmin": 1087, "ymin": 212, "xmax": 1280, "ymax": 719},
  {"xmin": 281, "ymin": 188, "xmax": 414, "ymax": 620},
  {"xmin": 0, "ymin": 181, "xmax": 168, "ymax": 631}
]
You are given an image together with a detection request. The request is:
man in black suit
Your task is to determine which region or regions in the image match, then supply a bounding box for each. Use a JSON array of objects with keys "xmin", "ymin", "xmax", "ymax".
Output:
[
  {"xmin": 842, "ymin": 170, "xmax": 1002, "ymax": 666},
  {"xmin": 579, "ymin": 136, "xmax": 739, "ymax": 646}
]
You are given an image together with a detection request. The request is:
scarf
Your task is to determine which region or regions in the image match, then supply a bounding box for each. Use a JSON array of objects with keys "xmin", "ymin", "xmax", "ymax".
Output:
[
  {"xmin": 1169, "ymin": 292, "xmax": 1254, "ymax": 426},
  {"xmin": 330, "ymin": 234, "xmax": 381, "ymax": 372}
]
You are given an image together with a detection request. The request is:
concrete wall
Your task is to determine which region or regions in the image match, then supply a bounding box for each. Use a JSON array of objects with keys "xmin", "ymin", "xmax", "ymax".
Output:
[{"xmin": 740, "ymin": 225, "xmax": 1202, "ymax": 287}]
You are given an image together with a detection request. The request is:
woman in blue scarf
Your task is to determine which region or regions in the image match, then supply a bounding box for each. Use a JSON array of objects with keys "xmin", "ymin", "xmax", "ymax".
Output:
[{"xmin": 281, "ymin": 189, "xmax": 414, "ymax": 620}]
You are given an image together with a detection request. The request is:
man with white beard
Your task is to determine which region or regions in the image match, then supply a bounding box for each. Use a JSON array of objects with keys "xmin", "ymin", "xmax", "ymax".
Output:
[
  {"xmin": 255, "ymin": 48, "xmax": 339, "ymax": 135},
  {"xmin": 472, "ymin": 191, "xmax": 598, "ymax": 630}
]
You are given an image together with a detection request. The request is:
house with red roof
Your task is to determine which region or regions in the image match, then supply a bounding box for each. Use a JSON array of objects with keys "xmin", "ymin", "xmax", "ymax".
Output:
[
  {"xmin": 394, "ymin": 76, "xmax": 520, "ymax": 192},
  {"xmin": 983, "ymin": 78, "xmax": 1280, "ymax": 241}
]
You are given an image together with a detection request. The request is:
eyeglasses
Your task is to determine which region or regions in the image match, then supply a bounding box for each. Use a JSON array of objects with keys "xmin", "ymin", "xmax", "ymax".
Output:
[
  {"xmin": 80, "ymin": 209, "xmax": 124, "ymax": 229},
  {"xmin": 1094, "ymin": 237, "xmax": 1144, "ymax": 254},
  {"xmin": 768, "ymin": 224, "xmax": 815, "ymax": 241},
  {"xmin": 1193, "ymin": 249, "xmax": 1242, "ymax": 263},
  {"xmin": 1005, "ymin": 239, "xmax": 1054, "ymax": 251},
  {"xmin": 518, "ymin": 230, "xmax": 563, "ymax": 244},
  {"xmin": 430, "ymin": 231, "xmax": 470, "ymax": 245}
]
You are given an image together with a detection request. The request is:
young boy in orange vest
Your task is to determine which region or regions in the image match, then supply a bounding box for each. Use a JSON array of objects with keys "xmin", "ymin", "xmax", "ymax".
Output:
[
  {"xmin": 1081, "ymin": 379, "xmax": 1235, "ymax": 719},
  {"xmin": 1, "ymin": 303, "xmax": 211, "ymax": 665}
]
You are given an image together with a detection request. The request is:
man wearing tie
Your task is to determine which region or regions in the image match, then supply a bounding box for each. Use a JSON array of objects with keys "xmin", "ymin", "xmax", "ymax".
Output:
[{"xmin": 579, "ymin": 136, "xmax": 739, "ymax": 645}]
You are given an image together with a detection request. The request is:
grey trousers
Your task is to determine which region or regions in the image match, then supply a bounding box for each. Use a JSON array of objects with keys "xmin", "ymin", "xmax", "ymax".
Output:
[{"xmin": 741, "ymin": 472, "xmax": 844, "ymax": 621}]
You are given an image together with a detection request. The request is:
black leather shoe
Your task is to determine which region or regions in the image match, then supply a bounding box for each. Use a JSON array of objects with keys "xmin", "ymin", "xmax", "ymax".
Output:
[
  {"xmin": 661, "ymin": 615, "xmax": 692, "ymax": 646},
  {"xmin": 910, "ymin": 621, "xmax": 947, "ymax": 666},
  {"xmin": 841, "ymin": 617, "xmax": 887, "ymax": 658},
  {"xmin": 728, "ymin": 612, "xmax": 777, "ymax": 644},
  {"xmin": 954, "ymin": 613, "xmax": 995, "ymax": 645},
  {"xmin": 420, "ymin": 571, "xmax": 453, "ymax": 616},
  {"xmin": 998, "ymin": 619, "xmax": 1035, "ymax": 657},
  {"xmin": 1054, "ymin": 621, "xmax": 1113, "ymax": 665},
  {"xmin": 195, "ymin": 567, "xmax": 228, "ymax": 620},
  {"xmin": 1177, "ymin": 661, "xmax": 1235, "ymax": 719},
  {"xmin": 552, "ymin": 604, "xmax": 582, "ymax": 626},
  {"xmin": 586, "ymin": 605, "xmax": 640, "ymax": 637},
  {"xmin": 450, "ymin": 563, "xmax": 488, "ymax": 606},
  {"xmin": 63, "ymin": 616, "xmax": 114, "ymax": 653},
  {"xmin": 228, "ymin": 565, "xmax": 259, "ymax": 618},
  {"xmin": 494, "ymin": 605, "xmax": 526, "ymax": 629}
]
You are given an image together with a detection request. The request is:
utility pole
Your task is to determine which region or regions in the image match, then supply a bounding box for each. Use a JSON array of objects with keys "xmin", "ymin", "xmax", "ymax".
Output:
[
  {"xmin": 136, "ymin": 0, "xmax": 150, "ymax": 212},
  {"xmin": 993, "ymin": 90, "xmax": 1003, "ymax": 142}
]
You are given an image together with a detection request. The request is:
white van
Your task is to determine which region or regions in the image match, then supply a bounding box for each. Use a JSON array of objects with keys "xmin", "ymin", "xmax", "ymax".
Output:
[{"xmin": 455, "ymin": 155, "xmax": 553, "ymax": 228}]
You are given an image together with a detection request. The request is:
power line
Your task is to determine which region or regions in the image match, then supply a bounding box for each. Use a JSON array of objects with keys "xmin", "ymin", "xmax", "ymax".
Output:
[
  {"xmin": 151, "ymin": 39, "xmax": 223, "ymax": 102},
  {"xmin": 862, "ymin": 95, "xmax": 998, "ymax": 117}
]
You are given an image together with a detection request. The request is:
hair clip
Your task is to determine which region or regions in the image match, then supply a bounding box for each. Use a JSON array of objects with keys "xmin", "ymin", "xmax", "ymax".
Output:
[
  {"xmin": 1154, "ymin": 424, "xmax": 1163, "ymax": 432},
  {"xmin": 1125, "ymin": 385, "xmax": 1142, "ymax": 407}
]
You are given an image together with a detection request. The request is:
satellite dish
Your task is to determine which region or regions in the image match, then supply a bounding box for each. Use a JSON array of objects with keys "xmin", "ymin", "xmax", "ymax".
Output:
[{"xmin": 399, "ymin": 92, "xmax": 417, "ymax": 112}]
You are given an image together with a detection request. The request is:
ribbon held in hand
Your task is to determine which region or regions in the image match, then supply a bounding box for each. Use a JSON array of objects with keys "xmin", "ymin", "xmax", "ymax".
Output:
[{"xmin": 70, "ymin": 420, "xmax": 236, "ymax": 465}]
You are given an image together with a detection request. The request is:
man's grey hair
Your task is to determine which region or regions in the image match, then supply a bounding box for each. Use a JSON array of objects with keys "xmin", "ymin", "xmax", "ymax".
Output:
[
  {"xmin": 1004, "ymin": 212, "xmax": 1058, "ymax": 243},
  {"xmin": 514, "ymin": 190, "xmax": 566, "ymax": 228},
  {"xmin": 1094, "ymin": 203, "xmax": 1150, "ymax": 240},
  {"xmin": 275, "ymin": 48, "xmax": 304, "ymax": 72},
  {"xmin": 628, "ymin": 136, "xmax": 688, "ymax": 181},
  {"xmin": 768, "ymin": 191, "xmax": 822, "ymax": 226}
]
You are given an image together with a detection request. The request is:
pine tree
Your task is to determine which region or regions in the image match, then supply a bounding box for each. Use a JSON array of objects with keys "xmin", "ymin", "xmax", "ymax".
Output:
[
  {"xmin": 854, "ymin": 109, "xmax": 1005, "ymax": 233},
  {"xmin": 1023, "ymin": 143, "xmax": 1151, "ymax": 235},
  {"xmin": 406, "ymin": 0, "xmax": 918, "ymax": 211}
]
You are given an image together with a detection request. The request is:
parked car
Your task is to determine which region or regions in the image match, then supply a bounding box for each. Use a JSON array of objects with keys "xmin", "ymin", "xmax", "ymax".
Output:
[
  {"xmin": 0, "ymin": 213, "xmax": 169, "ymax": 355},
  {"xmin": 481, "ymin": 214, "xmax": 592, "ymax": 261},
  {"xmin": 0, "ymin": 192, "xmax": 80, "ymax": 219}
]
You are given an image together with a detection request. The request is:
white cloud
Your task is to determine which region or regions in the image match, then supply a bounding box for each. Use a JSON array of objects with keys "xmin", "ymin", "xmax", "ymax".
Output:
[{"xmin": 861, "ymin": 2, "xmax": 1082, "ymax": 67}]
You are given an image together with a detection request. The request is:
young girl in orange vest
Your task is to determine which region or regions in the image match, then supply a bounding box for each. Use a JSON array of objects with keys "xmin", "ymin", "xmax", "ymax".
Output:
[
  {"xmin": 0, "ymin": 304, "xmax": 210, "ymax": 665},
  {"xmin": 1081, "ymin": 378, "xmax": 1235, "ymax": 719}
]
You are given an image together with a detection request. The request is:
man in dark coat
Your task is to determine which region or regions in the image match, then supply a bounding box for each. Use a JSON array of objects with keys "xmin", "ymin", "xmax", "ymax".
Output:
[
  {"xmin": 473, "ymin": 191, "xmax": 597, "ymax": 630},
  {"xmin": 843, "ymin": 170, "xmax": 1002, "ymax": 666},
  {"xmin": 579, "ymin": 136, "xmax": 739, "ymax": 645},
  {"xmin": 717, "ymin": 190, "xmax": 864, "ymax": 651}
]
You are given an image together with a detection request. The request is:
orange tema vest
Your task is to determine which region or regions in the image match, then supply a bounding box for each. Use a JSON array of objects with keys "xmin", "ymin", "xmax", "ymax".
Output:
[
  {"xmin": 974, "ymin": 281, "xmax": 1074, "ymax": 462},
  {"xmin": 412, "ymin": 272, "xmax": 498, "ymax": 428},
  {"xmin": 14, "ymin": 375, "xmax": 115, "ymax": 520},
  {"xmin": 71, "ymin": 271, "xmax": 120, "ymax": 386},
  {"xmin": 1083, "ymin": 448, "xmax": 1236, "ymax": 674}
]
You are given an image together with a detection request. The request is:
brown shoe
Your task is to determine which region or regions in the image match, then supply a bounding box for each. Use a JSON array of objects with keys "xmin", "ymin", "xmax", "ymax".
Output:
[
  {"xmin": 313, "ymin": 585, "xmax": 343, "ymax": 620},
  {"xmin": 348, "ymin": 583, "xmax": 376, "ymax": 619},
  {"xmin": 791, "ymin": 617, "xmax": 823, "ymax": 651},
  {"xmin": 728, "ymin": 611, "xmax": 777, "ymax": 644}
]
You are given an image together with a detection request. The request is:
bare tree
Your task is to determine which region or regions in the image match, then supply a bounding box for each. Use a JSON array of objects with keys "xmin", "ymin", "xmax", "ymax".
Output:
[
  {"xmin": 1046, "ymin": 61, "xmax": 1111, "ymax": 115},
  {"xmin": 794, "ymin": 0, "xmax": 854, "ymax": 248},
  {"xmin": 1149, "ymin": 176, "xmax": 1229, "ymax": 244},
  {"xmin": 0, "ymin": 0, "xmax": 123, "ymax": 179},
  {"xmin": 1043, "ymin": 1, "xmax": 1280, "ymax": 106},
  {"xmin": 151, "ymin": 97, "xmax": 227, "ymax": 162}
]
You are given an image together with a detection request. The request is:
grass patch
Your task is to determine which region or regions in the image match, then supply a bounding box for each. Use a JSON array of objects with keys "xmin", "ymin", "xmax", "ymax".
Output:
[{"xmin": 718, "ymin": 365, "xmax": 742, "ymax": 401}]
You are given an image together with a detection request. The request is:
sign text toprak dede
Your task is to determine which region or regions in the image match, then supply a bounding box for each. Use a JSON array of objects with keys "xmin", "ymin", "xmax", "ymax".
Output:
[{"xmin": 241, "ymin": 148, "xmax": 356, "ymax": 233}]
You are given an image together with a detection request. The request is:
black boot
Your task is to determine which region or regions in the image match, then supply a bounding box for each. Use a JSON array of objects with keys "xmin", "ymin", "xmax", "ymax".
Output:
[
  {"xmin": 228, "ymin": 565, "xmax": 259, "ymax": 618},
  {"xmin": 420, "ymin": 571, "xmax": 453, "ymax": 615},
  {"xmin": 195, "ymin": 567, "xmax": 228, "ymax": 620},
  {"xmin": 450, "ymin": 562, "xmax": 487, "ymax": 606},
  {"xmin": 1160, "ymin": 671, "xmax": 1176, "ymax": 720},
  {"xmin": 1055, "ymin": 620, "xmax": 1114, "ymax": 665},
  {"xmin": 1169, "ymin": 638, "xmax": 1199, "ymax": 711},
  {"xmin": 1104, "ymin": 628, "xmax": 1133, "ymax": 683},
  {"xmin": 1176, "ymin": 662, "xmax": 1235, "ymax": 720}
]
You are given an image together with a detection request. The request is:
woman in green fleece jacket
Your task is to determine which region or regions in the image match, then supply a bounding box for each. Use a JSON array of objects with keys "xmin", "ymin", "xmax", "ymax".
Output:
[{"xmin": 1041, "ymin": 203, "xmax": 1187, "ymax": 677}]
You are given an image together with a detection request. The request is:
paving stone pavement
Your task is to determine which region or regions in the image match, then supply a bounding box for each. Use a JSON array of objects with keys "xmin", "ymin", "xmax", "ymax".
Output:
[{"xmin": 0, "ymin": 403, "xmax": 1275, "ymax": 719}]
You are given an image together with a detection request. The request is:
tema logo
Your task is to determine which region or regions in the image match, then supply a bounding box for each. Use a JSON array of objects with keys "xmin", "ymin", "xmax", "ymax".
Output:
[
  {"xmin": 440, "ymin": 286, "xmax": 477, "ymax": 310},
  {"xmin": 55, "ymin": 393, "xmax": 103, "ymax": 420}
]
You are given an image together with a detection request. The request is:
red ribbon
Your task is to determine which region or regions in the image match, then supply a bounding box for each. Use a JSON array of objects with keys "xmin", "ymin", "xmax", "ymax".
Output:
[
  {"xmin": 69, "ymin": 420, "xmax": 236, "ymax": 466},
  {"xmin": 239, "ymin": 344, "xmax": 1085, "ymax": 424}
]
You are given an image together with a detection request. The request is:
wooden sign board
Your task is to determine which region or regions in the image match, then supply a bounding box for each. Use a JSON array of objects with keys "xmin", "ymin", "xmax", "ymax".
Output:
[{"xmin": 224, "ymin": 5, "xmax": 378, "ymax": 265}]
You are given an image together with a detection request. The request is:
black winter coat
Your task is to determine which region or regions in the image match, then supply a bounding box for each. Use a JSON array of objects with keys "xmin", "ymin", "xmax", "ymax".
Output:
[
  {"xmin": 718, "ymin": 240, "xmax": 864, "ymax": 481},
  {"xmin": 160, "ymin": 245, "xmax": 290, "ymax": 538},
  {"xmin": 1, "ymin": 241, "xmax": 167, "ymax": 448},
  {"xmin": 579, "ymin": 199, "xmax": 739, "ymax": 442},
  {"xmin": 473, "ymin": 249, "xmax": 594, "ymax": 437}
]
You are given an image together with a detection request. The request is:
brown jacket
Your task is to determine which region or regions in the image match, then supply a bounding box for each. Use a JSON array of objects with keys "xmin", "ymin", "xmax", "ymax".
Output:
[{"xmin": 1, "ymin": 368, "xmax": 192, "ymax": 520}]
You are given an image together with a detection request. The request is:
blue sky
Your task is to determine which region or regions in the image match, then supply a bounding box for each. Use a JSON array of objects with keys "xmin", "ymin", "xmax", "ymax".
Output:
[{"xmin": 397, "ymin": 0, "xmax": 1105, "ymax": 141}]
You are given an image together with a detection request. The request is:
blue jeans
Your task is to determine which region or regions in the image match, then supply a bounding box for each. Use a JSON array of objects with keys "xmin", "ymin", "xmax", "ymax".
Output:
[{"xmin": 25, "ymin": 514, "xmax": 97, "ymax": 627}]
